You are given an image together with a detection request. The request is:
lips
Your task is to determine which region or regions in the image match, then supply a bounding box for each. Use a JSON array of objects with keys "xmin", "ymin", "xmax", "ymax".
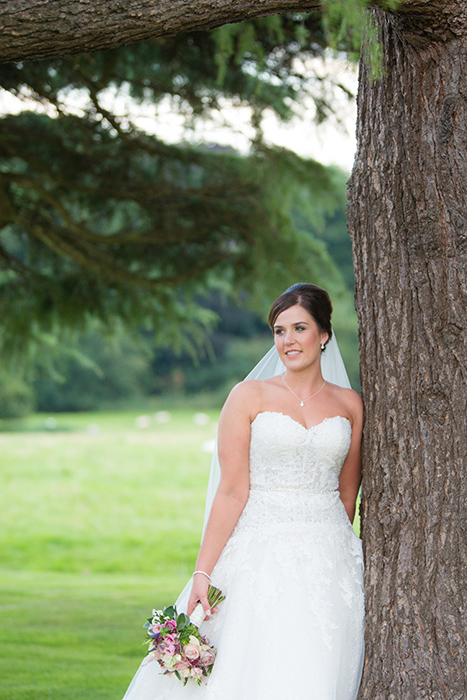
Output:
[{"xmin": 285, "ymin": 350, "xmax": 301, "ymax": 357}]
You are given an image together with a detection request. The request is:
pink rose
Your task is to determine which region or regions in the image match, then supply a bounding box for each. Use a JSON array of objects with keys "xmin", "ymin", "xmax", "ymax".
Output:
[
  {"xmin": 174, "ymin": 659, "xmax": 190, "ymax": 672},
  {"xmin": 184, "ymin": 644, "xmax": 200, "ymax": 661},
  {"xmin": 199, "ymin": 648, "xmax": 216, "ymax": 667},
  {"xmin": 174, "ymin": 660, "xmax": 191, "ymax": 679},
  {"xmin": 164, "ymin": 620, "xmax": 177, "ymax": 631},
  {"xmin": 184, "ymin": 636, "xmax": 201, "ymax": 661},
  {"xmin": 163, "ymin": 643, "xmax": 177, "ymax": 655},
  {"xmin": 161, "ymin": 633, "xmax": 179, "ymax": 655}
]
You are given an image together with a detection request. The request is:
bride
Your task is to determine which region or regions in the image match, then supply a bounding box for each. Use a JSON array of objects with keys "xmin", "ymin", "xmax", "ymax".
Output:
[{"xmin": 122, "ymin": 283, "xmax": 365, "ymax": 700}]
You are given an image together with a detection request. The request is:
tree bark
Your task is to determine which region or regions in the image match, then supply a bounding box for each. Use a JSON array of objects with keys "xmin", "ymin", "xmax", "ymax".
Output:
[
  {"xmin": 347, "ymin": 4, "xmax": 467, "ymax": 698},
  {"xmin": 0, "ymin": 0, "xmax": 321, "ymax": 64}
]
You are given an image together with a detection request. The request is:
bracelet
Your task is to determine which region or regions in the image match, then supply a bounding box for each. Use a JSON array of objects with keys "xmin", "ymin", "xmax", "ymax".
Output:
[{"xmin": 193, "ymin": 570, "xmax": 212, "ymax": 581}]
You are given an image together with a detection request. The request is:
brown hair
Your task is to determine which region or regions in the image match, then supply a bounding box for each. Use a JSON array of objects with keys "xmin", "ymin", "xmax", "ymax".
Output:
[{"xmin": 268, "ymin": 283, "xmax": 333, "ymax": 346}]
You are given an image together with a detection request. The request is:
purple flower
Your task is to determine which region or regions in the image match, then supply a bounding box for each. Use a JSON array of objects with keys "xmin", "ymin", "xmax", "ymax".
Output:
[{"xmin": 148, "ymin": 623, "xmax": 162, "ymax": 638}]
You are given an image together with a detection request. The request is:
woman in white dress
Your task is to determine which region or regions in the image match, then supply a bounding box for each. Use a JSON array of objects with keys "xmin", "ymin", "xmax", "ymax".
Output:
[{"xmin": 123, "ymin": 283, "xmax": 364, "ymax": 700}]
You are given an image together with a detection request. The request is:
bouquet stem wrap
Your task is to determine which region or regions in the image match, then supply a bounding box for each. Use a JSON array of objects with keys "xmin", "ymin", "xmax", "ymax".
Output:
[{"xmin": 189, "ymin": 585, "xmax": 225, "ymax": 627}]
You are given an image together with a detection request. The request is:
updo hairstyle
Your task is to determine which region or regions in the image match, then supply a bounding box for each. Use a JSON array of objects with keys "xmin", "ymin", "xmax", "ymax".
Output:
[{"xmin": 268, "ymin": 283, "xmax": 333, "ymax": 349}]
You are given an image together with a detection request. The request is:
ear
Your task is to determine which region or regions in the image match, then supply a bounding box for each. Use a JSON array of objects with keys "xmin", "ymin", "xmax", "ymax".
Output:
[{"xmin": 320, "ymin": 332, "xmax": 329, "ymax": 347}]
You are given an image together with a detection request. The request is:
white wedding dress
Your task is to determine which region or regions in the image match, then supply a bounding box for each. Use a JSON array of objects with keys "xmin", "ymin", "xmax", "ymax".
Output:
[{"xmin": 122, "ymin": 411, "xmax": 364, "ymax": 700}]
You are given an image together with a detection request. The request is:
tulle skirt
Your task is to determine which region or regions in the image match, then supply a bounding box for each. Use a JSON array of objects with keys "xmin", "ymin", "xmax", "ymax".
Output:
[{"xmin": 122, "ymin": 491, "xmax": 364, "ymax": 700}]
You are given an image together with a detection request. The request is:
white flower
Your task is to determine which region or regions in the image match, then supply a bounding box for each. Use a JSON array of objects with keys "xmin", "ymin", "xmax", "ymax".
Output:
[{"xmin": 161, "ymin": 653, "xmax": 176, "ymax": 670}]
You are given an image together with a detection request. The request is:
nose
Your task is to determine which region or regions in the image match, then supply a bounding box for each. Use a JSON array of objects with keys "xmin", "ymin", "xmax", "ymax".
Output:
[{"xmin": 284, "ymin": 330, "xmax": 295, "ymax": 345}]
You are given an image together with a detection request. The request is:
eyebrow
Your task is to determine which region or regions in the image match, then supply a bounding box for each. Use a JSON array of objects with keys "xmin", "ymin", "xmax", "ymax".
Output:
[{"xmin": 273, "ymin": 321, "xmax": 310, "ymax": 329}]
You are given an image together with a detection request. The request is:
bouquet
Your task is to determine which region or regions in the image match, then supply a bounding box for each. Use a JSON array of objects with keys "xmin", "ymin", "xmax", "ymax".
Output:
[{"xmin": 144, "ymin": 585, "xmax": 225, "ymax": 686}]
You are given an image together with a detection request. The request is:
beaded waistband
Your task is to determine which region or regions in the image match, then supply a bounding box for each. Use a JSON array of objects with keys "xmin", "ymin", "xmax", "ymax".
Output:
[{"xmin": 249, "ymin": 484, "xmax": 338, "ymax": 495}]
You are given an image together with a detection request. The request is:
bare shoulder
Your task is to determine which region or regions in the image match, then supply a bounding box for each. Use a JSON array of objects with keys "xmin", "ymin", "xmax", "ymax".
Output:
[
  {"xmin": 226, "ymin": 378, "xmax": 264, "ymax": 402},
  {"xmin": 340, "ymin": 386, "xmax": 362, "ymax": 412},
  {"xmin": 327, "ymin": 383, "xmax": 363, "ymax": 425},
  {"xmin": 221, "ymin": 378, "xmax": 264, "ymax": 422}
]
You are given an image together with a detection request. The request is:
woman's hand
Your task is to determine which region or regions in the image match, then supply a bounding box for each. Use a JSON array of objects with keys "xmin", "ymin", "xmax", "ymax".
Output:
[{"xmin": 187, "ymin": 574, "xmax": 211, "ymax": 618}]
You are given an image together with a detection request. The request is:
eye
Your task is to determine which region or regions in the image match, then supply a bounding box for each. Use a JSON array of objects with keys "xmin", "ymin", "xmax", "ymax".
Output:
[
  {"xmin": 295, "ymin": 326, "xmax": 306, "ymax": 332},
  {"xmin": 274, "ymin": 328, "xmax": 284, "ymax": 335}
]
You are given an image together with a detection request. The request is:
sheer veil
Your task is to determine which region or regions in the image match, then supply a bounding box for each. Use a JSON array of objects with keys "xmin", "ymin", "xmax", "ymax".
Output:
[{"xmin": 174, "ymin": 334, "xmax": 351, "ymax": 614}]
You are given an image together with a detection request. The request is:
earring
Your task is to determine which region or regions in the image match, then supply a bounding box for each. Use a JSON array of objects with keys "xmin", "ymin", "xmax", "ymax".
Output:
[{"xmin": 320, "ymin": 344, "xmax": 325, "ymax": 351}]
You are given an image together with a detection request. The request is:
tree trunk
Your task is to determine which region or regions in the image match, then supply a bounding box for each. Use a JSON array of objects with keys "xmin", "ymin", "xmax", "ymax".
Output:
[
  {"xmin": 0, "ymin": 0, "xmax": 320, "ymax": 64},
  {"xmin": 347, "ymin": 5, "xmax": 467, "ymax": 698}
]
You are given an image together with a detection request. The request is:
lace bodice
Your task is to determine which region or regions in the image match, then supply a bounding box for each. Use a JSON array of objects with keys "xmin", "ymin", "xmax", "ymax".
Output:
[{"xmin": 249, "ymin": 412, "xmax": 352, "ymax": 493}]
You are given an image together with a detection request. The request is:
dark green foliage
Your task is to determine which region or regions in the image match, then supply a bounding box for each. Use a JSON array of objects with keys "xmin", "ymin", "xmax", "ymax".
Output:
[
  {"xmin": 320, "ymin": 0, "xmax": 402, "ymax": 60},
  {"xmin": 30, "ymin": 206, "xmax": 359, "ymax": 413},
  {"xmin": 33, "ymin": 331, "xmax": 151, "ymax": 412},
  {"xmin": 292, "ymin": 167, "xmax": 354, "ymax": 291},
  {"xmin": 0, "ymin": 18, "xmax": 353, "ymax": 363},
  {"xmin": 0, "ymin": 373, "xmax": 34, "ymax": 418},
  {"xmin": 29, "ymin": 296, "xmax": 273, "ymax": 411},
  {"xmin": 0, "ymin": 15, "xmax": 361, "ymax": 411},
  {"xmin": 148, "ymin": 294, "xmax": 273, "ymax": 396}
]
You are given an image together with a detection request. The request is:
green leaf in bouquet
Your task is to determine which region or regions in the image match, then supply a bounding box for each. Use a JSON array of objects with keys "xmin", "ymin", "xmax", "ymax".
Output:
[
  {"xmin": 176, "ymin": 613, "xmax": 190, "ymax": 631},
  {"xmin": 163, "ymin": 605, "xmax": 176, "ymax": 618}
]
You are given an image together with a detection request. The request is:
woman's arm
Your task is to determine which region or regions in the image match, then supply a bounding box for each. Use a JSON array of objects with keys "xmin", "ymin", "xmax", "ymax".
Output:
[
  {"xmin": 338, "ymin": 390, "xmax": 363, "ymax": 524},
  {"xmin": 187, "ymin": 381, "xmax": 258, "ymax": 617}
]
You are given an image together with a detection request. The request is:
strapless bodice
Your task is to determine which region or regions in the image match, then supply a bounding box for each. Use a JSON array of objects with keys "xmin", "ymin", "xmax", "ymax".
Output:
[{"xmin": 249, "ymin": 412, "xmax": 352, "ymax": 493}]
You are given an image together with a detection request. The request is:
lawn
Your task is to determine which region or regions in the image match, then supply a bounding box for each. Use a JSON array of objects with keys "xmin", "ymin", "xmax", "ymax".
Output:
[{"xmin": 0, "ymin": 409, "xmax": 218, "ymax": 700}]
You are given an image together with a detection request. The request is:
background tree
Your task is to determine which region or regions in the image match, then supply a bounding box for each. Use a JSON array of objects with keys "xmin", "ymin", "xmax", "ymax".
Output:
[
  {"xmin": 0, "ymin": 17, "xmax": 353, "ymax": 360},
  {"xmin": 0, "ymin": 16, "xmax": 358, "ymax": 412}
]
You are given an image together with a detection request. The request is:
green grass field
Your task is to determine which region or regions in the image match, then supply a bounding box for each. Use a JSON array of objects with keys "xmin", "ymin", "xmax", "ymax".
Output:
[
  {"xmin": 0, "ymin": 409, "xmax": 218, "ymax": 700},
  {"xmin": 0, "ymin": 408, "xmax": 361, "ymax": 700}
]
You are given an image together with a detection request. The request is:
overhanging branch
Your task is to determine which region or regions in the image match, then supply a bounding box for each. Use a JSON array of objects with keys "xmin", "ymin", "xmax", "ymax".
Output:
[
  {"xmin": 2, "ymin": 0, "xmax": 462, "ymax": 65},
  {"xmin": 0, "ymin": 0, "xmax": 321, "ymax": 64}
]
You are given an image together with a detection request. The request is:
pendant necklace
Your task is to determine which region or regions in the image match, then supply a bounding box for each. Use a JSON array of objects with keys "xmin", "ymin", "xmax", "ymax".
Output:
[{"xmin": 281, "ymin": 374, "xmax": 326, "ymax": 407}]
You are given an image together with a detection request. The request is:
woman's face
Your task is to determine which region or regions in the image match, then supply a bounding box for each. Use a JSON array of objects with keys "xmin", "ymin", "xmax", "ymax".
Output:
[{"xmin": 273, "ymin": 304, "xmax": 329, "ymax": 370}]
